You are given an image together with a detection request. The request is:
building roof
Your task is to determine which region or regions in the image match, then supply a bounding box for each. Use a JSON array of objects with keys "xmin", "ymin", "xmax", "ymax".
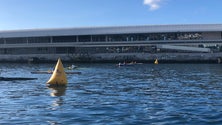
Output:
[{"xmin": 0, "ymin": 24, "xmax": 222, "ymax": 38}]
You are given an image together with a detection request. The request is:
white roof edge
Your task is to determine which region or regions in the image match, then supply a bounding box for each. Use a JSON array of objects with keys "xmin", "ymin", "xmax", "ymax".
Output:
[
  {"xmin": 0, "ymin": 24, "xmax": 221, "ymax": 32},
  {"xmin": 0, "ymin": 24, "xmax": 222, "ymax": 38}
]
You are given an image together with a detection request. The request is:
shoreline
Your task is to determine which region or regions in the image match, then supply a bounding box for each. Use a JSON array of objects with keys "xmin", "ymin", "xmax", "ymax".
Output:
[{"xmin": 0, "ymin": 53, "xmax": 221, "ymax": 64}]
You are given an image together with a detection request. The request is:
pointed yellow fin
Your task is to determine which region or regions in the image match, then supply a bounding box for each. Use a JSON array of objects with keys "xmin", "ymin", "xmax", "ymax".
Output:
[
  {"xmin": 154, "ymin": 59, "xmax": 158, "ymax": 64},
  {"xmin": 47, "ymin": 58, "xmax": 67, "ymax": 86}
]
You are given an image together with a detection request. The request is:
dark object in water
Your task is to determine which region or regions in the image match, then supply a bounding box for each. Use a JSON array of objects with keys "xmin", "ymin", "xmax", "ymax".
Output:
[
  {"xmin": 31, "ymin": 71, "xmax": 81, "ymax": 74},
  {"xmin": 0, "ymin": 77, "xmax": 37, "ymax": 81}
]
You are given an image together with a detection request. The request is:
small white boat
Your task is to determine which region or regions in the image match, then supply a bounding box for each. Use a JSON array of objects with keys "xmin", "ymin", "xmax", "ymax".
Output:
[{"xmin": 66, "ymin": 64, "xmax": 78, "ymax": 70}]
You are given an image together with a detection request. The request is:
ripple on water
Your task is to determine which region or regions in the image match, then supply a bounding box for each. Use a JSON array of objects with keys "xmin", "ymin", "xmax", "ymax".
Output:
[{"xmin": 0, "ymin": 64, "xmax": 222, "ymax": 124}]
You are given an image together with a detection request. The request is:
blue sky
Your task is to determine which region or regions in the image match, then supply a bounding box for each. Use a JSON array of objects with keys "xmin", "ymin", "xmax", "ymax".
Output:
[{"xmin": 0, "ymin": 0, "xmax": 221, "ymax": 30}]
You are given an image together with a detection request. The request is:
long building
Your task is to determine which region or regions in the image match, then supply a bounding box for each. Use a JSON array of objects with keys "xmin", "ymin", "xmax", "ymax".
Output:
[{"xmin": 0, "ymin": 24, "xmax": 222, "ymax": 63}]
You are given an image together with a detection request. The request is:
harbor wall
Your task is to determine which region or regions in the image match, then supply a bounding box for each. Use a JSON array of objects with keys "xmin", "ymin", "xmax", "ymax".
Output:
[{"xmin": 0, "ymin": 53, "xmax": 222, "ymax": 63}]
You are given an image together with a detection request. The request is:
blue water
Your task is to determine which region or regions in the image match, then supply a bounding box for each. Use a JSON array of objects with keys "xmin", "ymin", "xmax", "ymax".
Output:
[{"xmin": 0, "ymin": 63, "xmax": 222, "ymax": 125}]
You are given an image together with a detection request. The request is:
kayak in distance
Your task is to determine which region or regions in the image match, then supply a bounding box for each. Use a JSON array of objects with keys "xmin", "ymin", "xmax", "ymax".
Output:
[
  {"xmin": 31, "ymin": 71, "xmax": 81, "ymax": 74},
  {"xmin": 116, "ymin": 61, "xmax": 143, "ymax": 67},
  {"xmin": 31, "ymin": 63, "xmax": 81, "ymax": 74}
]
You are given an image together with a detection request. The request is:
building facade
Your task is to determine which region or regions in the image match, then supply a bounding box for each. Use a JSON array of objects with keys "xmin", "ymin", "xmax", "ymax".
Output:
[{"xmin": 0, "ymin": 24, "xmax": 222, "ymax": 63}]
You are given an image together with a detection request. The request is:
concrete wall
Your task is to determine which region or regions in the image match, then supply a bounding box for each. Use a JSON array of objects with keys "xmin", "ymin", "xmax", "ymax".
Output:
[
  {"xmin": 1, "ymin": 53, "xmax": 220, "ymax": 63},
  {"xmin": 202, "ymin": 32, "xmax": 221, "ymax": 40}
]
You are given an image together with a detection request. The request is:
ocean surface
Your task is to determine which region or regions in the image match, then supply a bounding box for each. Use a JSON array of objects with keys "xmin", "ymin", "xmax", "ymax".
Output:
[{"xmin": 0, "ymin": 63, "xmax": 222, "ymax": 125}]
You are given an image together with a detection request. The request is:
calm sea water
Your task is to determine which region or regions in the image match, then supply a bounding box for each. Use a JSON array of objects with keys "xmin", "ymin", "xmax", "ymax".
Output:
[{"xmin": 0, "ymin": 63, "xmax": 222, "ymax": 125}]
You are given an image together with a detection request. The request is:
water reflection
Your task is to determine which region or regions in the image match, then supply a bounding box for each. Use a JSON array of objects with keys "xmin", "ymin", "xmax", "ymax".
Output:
[
  {"xmin": 51, "ymin": 97, "xmax": 64, "ymax": 108},
  {"xmin": 48, "ymin": 86, "xmax": 67, "ymax": 97},
  {"xmin": 48, "ymin": 86, "xmax": 66, "ymax": 109}
]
